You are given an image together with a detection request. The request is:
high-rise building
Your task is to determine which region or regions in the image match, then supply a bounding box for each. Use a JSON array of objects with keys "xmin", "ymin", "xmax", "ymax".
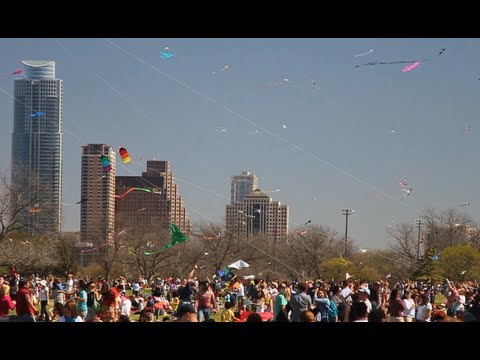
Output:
[
  {"xmin": 80, "ymin": 144, "xmax": 116, "ymax": 246},
  {"xmin": 115, "ymin": 160, "xmax": 190, "ymax": 234},
  {"xmin": 11, "ymin": 60, "xmax": 63, "ymax": 233},
  {"xmin": 225, "ymin": 189, "xmax": 288, "ymax": 240},
  {"xmin": 231, "ymin": 171, "xmax": 258, "ymax": 203}
]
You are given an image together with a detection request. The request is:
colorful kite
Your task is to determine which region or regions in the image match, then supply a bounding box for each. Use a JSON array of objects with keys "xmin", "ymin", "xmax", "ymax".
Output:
[
  {"xmin": 119, "ymin": 147, "xmax": 131, "ymax": 164},
  {"xmin": 99, "ymin": 155, "xmax": 111, "ymax": 173},
  {"xmin": 30, "ymin": 112, "xmax": 46, "ymax": 117},
  {"xmin": 3, "ymin": 68, "xmax": 22, "ymax": 77},
  {"xmin": 115, "ymin": 187, "xmax": 153, "ymax": 199},
  {"xmin": 432, "ymin": 252, "xmax": 441, "ymax": 261},
  {"xmin": 401, "ymin": 62, "xmax": 420, "ymax": 73},
  {"xmin": 145, "ymin": 223, "xmax": 188, "ymax": 255}
]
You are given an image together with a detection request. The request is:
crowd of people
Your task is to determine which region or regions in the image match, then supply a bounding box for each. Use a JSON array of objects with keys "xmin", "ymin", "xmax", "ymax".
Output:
[{"xmin": 1, "ymin": 270, "xmax": 479, "ymax": 322}]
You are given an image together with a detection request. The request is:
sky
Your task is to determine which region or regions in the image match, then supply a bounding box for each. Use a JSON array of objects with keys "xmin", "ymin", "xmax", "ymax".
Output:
[{"xmin": 0, "ymin": 38, "xmax": 479, "ymax": 250}]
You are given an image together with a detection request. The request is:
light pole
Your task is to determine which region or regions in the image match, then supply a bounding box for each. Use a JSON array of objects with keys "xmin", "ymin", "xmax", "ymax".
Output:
[
  {"xmin": 414, "ymin": 218, "xmax": 423, "ymax": 260},
  {"xmin": 342, "ymin": 209, "xmax": 355, "ymax": 257}
]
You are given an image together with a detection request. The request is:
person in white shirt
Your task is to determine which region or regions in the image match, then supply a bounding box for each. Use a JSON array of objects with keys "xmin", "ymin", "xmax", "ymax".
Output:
[
  {"xmin": 402, "ymin": 290, "xmax": 416, "ymax": 322},
  {"xmin": 38, "ymin": 280, "xmax": 49, "ymax": 322},
  {"xmin": 358, "ymin": 288, "xmax": 372, "ymax": 313},
  {"xmin": 415, "ymin": 294, "xmax": 432, "ymax": 322}
]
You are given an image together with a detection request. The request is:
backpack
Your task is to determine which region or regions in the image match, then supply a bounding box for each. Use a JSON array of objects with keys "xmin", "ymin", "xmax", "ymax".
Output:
[{"xmin": 327, "ymin": 300, "xmax": 338, "ymax": 322}]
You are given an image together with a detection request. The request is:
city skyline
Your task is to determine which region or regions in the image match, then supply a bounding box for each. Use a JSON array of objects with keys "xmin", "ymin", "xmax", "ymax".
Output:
[{"xmin": 1, "ymin": 39, "xmax": 479, "ymax": 249}]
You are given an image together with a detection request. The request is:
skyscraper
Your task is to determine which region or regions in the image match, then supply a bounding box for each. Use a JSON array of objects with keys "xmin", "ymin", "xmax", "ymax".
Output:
[
  {"xmin": 231, "ymin": 171, "xmax": 258, "ymax": 203},
  {"xmin": 11, "ymin": 60, "xmax": 63, "ymax": 233},
  {"xmin": 116, "ymin": 160, "xmax": 190, "ymax": 235},
  {"xmin": 226, "ymin": 189, "xmax": 288, "ymax": 240},
  {"xmin": 80, "ymin": 144, "xmax": 116, "ymax": 246}
]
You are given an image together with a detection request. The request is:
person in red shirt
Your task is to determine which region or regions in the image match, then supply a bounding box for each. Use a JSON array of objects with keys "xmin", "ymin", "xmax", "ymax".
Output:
[
  {"xmin": 0, "ymin": 284, "xmax": 16, "ymax": 317},
  {"xmin": 15, "ymin": 280, "xmax": 37, "ymax": 322}
]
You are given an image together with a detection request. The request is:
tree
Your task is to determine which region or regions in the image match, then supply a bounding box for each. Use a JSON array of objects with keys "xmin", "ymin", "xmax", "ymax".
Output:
[
  {"xmin": 54, "ymin": 234, "xmax": 79, "ymax": 277},
  {"xmin": 93, "ymin": 227, "xmax": 124, "ymax": 281},
  {"xmin": 0, "ymin": 168, "xmax": 44, "ymax": 242},
  {"xmin": 282, "ymin": 225, "xmax": 343, "ymax": 280},
  {"xmin": 438, "ymin": 245, "xmax": 480, "ymax": 281},
  {"xmin": 422, "ymin": 208, "xmax": 479, "ymax": 250},
  {"xmin": 387, "ymin": 223, "xmax": 418, "ymax": 274}
]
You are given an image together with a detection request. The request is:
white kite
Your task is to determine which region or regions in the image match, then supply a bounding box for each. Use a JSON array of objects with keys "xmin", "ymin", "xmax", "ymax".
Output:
[
  {"xmin": 228, "ymin": 259, "xmax": 250, "ymax": 269},
  {"xmin": 354, "ymin": 49, "xmax": 374, "ymax": 57},
  {"xmin": 346, "ymin": 272, "xmax": 353, "ymax": 280},
  {"xmin": 459, "ymin": 202, "xmax": 471, "ymax": 207}
]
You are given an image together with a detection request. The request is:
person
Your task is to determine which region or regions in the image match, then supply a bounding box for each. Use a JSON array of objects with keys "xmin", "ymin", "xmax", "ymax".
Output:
[
  {"xmin": 37, "ymin": 280, "xmax": 49, "ymax": 322},
  {"xmin": 175, "ymin": 303, "xmax": 198, "ymax": 322},
  {"xmin": 195, "ymin": 281, "xmax": 216, "ymax": 322},
  {"xmin": 299, "ymin": 310, "xmax": 316, "ymax": 322},
  {"xmin": 350, "ymin": 301, "xmax": 369, "ymax": 322},
  {"xmin": 75, "ymin": 279, "xmax": 88, "ymax": 320},
  {"xmin": 246, "ymin": 313, "xmax": 263, "ymax": 322},
  {"xmin": 220, "ymin": 301, "xmax": 238, "ymax": 322},
  {"xmin": 0, "ymin": 284, "xmax": 16, "ymax": 317},
  {"xmin": 273, "ymin": 283, "xmax": 288, "ymax": 321},
  {"xmin": 289, "ymin": 283, "xmax": 312, "ymax": 322},
  {"xmin": 15, "ymin": 280, "xmax": 37, "ymax": 322}
]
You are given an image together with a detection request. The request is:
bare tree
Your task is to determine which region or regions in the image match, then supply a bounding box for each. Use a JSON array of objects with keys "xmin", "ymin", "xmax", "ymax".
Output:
[
  {"xmin": 0, "ymin": 168, "xmax": 45, "ymax": 242},
  {"xmin": 93, "ymin": 227, "xmax": 124, "ymax": 281},
  {"xmin": 388, "ymin": 223, "xmax": 417, "ymax": 271},
  {"xmin": 281, "ymin": 225, "xmax": 342, "ymax": 280},
  {"xmin": 54, "ymin": 234, "xmax": 79, "ymax": 277},
  {"xmin": 421, "ymin": 208, "xmax": 479, "ymax": 250}
]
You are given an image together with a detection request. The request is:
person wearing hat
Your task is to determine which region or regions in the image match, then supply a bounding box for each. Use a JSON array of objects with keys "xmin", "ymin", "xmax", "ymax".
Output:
[
  {"xmin": 38, "ymin": 280, "xmax": 49, "ymax": 322},
  {"xmin": 358, "ymin": 287, "xmax": 372, "ymax": 313},
  {"xmin": 175, "ymin": 303, "xmax": 198, "ymax": 322}
]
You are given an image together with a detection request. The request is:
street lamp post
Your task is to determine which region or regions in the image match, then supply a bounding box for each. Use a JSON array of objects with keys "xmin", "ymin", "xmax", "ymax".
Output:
[
  {"xmin": 342, "ymin": 209, "xmax": 355, "ymax": 257},
  {"xmin": 414, "ymin": 218, "xmax": 423, "ymax": 260}
]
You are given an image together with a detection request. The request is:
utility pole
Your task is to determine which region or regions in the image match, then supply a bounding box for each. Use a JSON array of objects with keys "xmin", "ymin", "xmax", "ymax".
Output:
[
  {"xmin": 342, "ymin": 209, "xmax": 355, "ymax": 257},
  {"xmin": 414, "ymin": 218, "xmax": 423, "ymax": 260}
]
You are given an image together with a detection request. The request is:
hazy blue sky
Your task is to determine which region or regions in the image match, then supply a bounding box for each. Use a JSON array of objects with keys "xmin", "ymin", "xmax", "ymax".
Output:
[{"xmin": 0, "ymin": 38, "xmax": 478, "ymax": 249}]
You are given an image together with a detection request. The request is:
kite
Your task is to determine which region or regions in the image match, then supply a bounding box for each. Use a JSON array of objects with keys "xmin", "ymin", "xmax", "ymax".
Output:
[
  {"xmin": 211, "ymin": 65, "xmax": 230, "ymax": 75},
  {"xmin": 3, "ymin": 68, "xmax": 22, "ymax": 77},
  {"xmin": 263, "ymin": 189, "xmax": 280, "ymax": 193},
  {"xmin": 304, "ymin": 220, "xmax": 312, "ymax": 225},
  {"xmin": 99, "ymin": 155, "xmax": 111, "ymax": 173},
  {"xmin": 437, "ymin": 48, "xmax": 446, "ymax": 56},
  {"xmin": 76, "ymin": 198, "xmax": 88, "ymax": 204},
  {"xmin": 117, "ymin": 229, "xmax": 127, "ymax": 236},
  {"xmin": 464, "ymin": 126, "xmax": 471, "ymax": 134},
  {"xmin": 432, "ymin": 252, "xmax": 441, "ymax": 261},
  {"xmin": 400, "ymin": 180, "xmax": 408, "ymax": 188},
  {"xmin": 203, "ymin": 233, "xmax": 220, "ymax": 240},
  {"xmin": 460, "ymin": 270, "xmax": 467, "ymax": 275},
  {"xmin": 345, "ymin": 272, "xmax": 353, "ymax": 280},
  {"xmin": 30, "ymin": 112, "xmax": 46, "ymax": 117},
  {"xmin": 401, "ymin": 62, "xmax": 420, "ymax": 73},
  {"xmin": 28, "ymin": 207, "xmax": 41, "ymax": 214},
  {"xmin": 115, "ymin": 187, "xmax": 153, "ymax": 199},
  {"xmin": 389, "ymin": 130, "xmax": 396, "ymax": 134},
  {"xmin": 459, "ymin": 202, "xmax": 471, "ymax": 207},
  {"xmin": 137, "ymin": 207, "xmax": 146, "ymax": 212},
  {"xmin": 360, "ymin": 249, "xmax": 367, "ymax": 253},
  {"xmin": 216, "ymin": 127, "xmax": 227, "ymax": 133},
  {"xmin": 401, "ymin": 188, "xmax": 413, "ymax": 197},
  {"xmin": 152, "ymin": 188, "xmax": 162, "ymax": 194},
  {"xmin": 254, "ymin": 209, "xmax": 261, "ymax": 214},
  {"xmin": 161, "ymin": 52, "xmax": 174, "ymax": 59},
  {"xmin": 119, "ymin": 147, "xmax": 131, "ymax": 164},
  {"xmin": 228, "ymin": 259, "xmax": 250, "ymax": 270},
  {"xmin": 204, "ymin": 252, "xmax": 209, "ymax": 256},
  {"xmin": 80, "ymin": 243, "xmax": 108, "ymax": 253},
  {"xmin": 385, "ymin": 273, "xmax": 392, "ymax": 279},
  {"xmin": 355, "ymin": 60, "xmax": 422, "ymax": 68},
  {"xmin": 146, "ymin": 241, "xmax": 155, "ymax": 249},
  {"xmin": 354, "ymin": 49, "xmax": 374, "ymax": 57},
  {"xmin": 145, "ymin": 223, "xmax": 188, "ymax": 255},
  {"xmin": 282, "ymin": 124, "xmax": 287, "ymax": 129}
]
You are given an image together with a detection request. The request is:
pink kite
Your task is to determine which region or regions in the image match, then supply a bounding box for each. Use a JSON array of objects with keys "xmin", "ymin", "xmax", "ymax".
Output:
[{"xmin": 401, "ymin": 62, "xmax": 420, "ymax": 73}]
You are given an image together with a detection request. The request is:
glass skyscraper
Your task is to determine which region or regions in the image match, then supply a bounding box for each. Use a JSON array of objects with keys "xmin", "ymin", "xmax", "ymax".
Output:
[{"xmin": 11, "ymin": 60, "xmax": 63, "ymax": 233}]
